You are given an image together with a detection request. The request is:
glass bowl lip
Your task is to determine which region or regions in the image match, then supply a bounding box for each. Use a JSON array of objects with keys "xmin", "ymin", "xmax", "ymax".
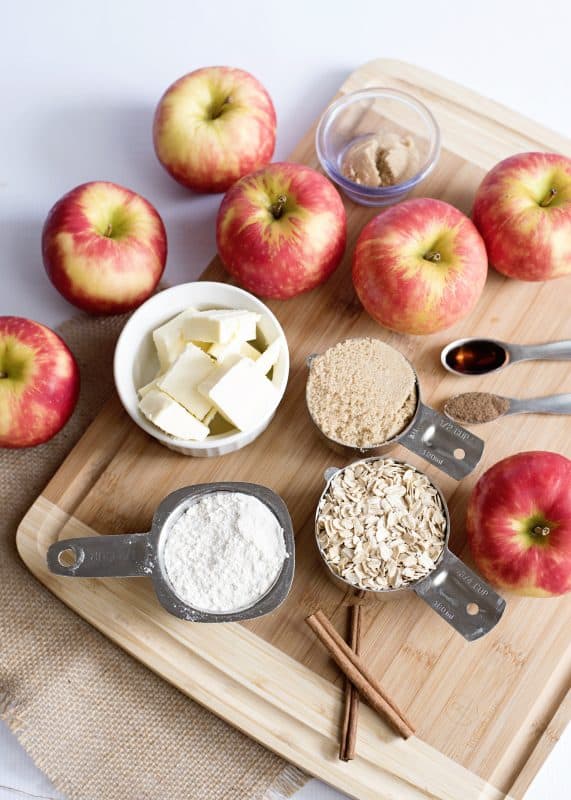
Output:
[{"xmin": 315, "ymin": 86, "xmax": 441, "ymax": 197}]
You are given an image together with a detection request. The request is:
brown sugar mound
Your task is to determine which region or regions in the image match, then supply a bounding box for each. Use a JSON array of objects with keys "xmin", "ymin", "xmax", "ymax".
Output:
[{"xmin": 306, "ymin": 338, "xmax": 417, "ymax": 447}]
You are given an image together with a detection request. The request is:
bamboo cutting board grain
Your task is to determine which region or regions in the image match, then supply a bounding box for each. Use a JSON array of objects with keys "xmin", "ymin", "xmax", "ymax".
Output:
[{"xmin": 17, "ymin": 60, "xmax": 571, "ymax": 800}]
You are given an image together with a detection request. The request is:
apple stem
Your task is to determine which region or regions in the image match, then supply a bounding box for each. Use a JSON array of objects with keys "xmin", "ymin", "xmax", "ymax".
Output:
[
  {"xmin": 533, "ymin": 525, "xmax": 551, "ymax": 537},
  {"xmin": 0, "ymin": 372, "xmax": 6, "ymax": 379},
  {"xmin": 104, "ymin": 223, "xmax": 113, "ymax": 238},
  {"xmin": 424, "ymin": 250, "xmax": 442, "ymax": 263},
  {"xmin": 540, "ymin": 187, "xmax": 557, "ymax": 207},
  {"xmin": 269, "ymin": 195, "xmax": 288, "ymax": 220},
  {"xmin": 210, "ymin": 96, "xmax": 232, "ymax": 120}
]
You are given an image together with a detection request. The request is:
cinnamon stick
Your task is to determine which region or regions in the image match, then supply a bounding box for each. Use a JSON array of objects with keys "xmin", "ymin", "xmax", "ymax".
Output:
[
  {"xmin": 339, "ymin": 603, "xmax": 361, "ymax": 761},
  {"xmin": 305, "ymin": 609, "xmax": 414, "ymax": 739}
]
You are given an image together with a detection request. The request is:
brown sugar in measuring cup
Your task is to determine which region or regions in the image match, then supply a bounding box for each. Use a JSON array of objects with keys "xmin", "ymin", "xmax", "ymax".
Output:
[{"xmin": 306, "ymin": 338, "xmax": 485, "ymax": 480}]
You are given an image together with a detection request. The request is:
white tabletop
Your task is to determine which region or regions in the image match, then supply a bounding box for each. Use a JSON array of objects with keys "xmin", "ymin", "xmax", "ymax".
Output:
[{"xmin": 1, "ymin": 1, "xmax": 569, "ymax": 798}]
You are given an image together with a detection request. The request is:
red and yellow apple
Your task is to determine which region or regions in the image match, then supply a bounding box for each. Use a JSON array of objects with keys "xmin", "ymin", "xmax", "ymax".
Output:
[
  {"xmin": 466, "ymin": 451, "xmax": 571, "ymax": 597},
  {"xmin": 472, "ymin": 152, "xmax": 571, "ymax": 281},
  {"xmin": 0, "ymin": 316, "xmax": 79, "ymax": 448},
  {"xmin": 42, "ymin": 181, "xmax": 167, "ymax": 315},
  {"xmin": 153, "ymin": 67, "xmax": 276, "ymax": 193},
  {"xmin": 352, "ymin": 198, "xmax": 488, "ymax": 335},
  {"xmin": 216, "ymin": 162, "xmax": 346, "ymax": 299}
]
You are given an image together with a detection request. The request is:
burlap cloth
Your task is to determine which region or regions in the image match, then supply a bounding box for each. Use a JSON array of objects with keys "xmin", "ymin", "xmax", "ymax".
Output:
[{"xmin": 0, "ymin": 313, "xmax": 307, "ymax": 800}]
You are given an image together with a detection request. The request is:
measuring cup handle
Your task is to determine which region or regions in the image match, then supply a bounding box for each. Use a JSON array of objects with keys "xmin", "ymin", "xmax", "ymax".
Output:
[
  {"xmin": 47, "ymin": 533, "xmax": 152, "ymax": 578},
  {"xmin": 413, "ymin": 549, "xmax": 506, "ymax": 641},
  {"xmin": 400, "ymin": 401, "xmax": 484, "ymax": 479}
]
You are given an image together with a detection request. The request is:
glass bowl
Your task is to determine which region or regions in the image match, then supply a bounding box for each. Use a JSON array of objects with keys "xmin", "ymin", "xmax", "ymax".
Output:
[{"xmin": 315, "ymin": 87, "xmax": 440, "ymax": 206}]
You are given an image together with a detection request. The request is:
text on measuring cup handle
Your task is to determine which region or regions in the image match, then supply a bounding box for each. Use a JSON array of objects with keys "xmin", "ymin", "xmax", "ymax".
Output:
[{"xmin": 438, "ymin": 418, "xmax": 473, "ymax": 441}]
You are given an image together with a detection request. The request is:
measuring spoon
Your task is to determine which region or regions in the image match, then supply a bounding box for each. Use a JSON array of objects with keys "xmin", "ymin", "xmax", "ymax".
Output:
[
  {"xmin": 444, "ymin": 392, "xmax": 571, "ymax": 424},
  {"xmin": 441, "ymin": 337, "xmax": 571, "ymax": 376}
]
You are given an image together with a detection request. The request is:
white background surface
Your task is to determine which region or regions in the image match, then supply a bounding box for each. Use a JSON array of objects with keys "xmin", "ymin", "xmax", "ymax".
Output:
[{"xmin": 1, "ymin": 1, "xmax": 569, "ymax": 798}]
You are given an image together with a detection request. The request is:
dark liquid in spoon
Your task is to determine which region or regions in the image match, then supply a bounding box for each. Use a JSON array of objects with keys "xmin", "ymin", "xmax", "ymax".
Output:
[{"xmin": 445, "ymin": 340, "xmax": 507, "ymax": 375}]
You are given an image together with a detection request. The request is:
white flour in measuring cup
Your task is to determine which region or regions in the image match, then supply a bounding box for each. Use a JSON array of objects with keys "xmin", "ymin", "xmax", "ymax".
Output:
[{"xmin": 163, "ymin": 491, "xmax": 287, "ymax": 613}]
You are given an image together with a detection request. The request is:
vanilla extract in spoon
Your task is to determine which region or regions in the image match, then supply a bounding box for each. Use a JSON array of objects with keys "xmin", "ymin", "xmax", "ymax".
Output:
[
  {"xmin": 443, "ymin": 340, "xmax": 508, "ymax": 375},
  {"xmin": 441, "ymin": 337, "xmax": 571, "ymax": 376}
]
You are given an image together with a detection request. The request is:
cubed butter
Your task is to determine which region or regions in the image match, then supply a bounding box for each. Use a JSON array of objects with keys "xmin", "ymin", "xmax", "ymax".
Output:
[
  {"xmin": 225, "ymin": 310, "xmax": 260, "ymax": 342},
  {"xmin": 156, "ymin": 343, "xmax": 215, "ymax": 421},
  {"xmin": 183, "ymin": 309, "xmax": 260, "ymax": 344},
  {"xmin": 152, "ymin": 309, "xmax": 196, "ymax": 370},
  {"xmin": 254, "ymin": 338, "xmax": 282, "ymax": 375},
  {"xmin": 191, "ymin": 340, "xmax": 211, "ymax": 352},
  {"xmin": 139, "ymin": 389, "xmax": 209, "ymax": 441},
  {"xmin": 198, "ymin": 357, "xmax": 279, "ymax": 432},
  {"xmin": 138, "ymin": 375, "xmax": 161, "ymax": 398},
  {"xmin": 208, "ymin": 336, "xmax": 260, "ymax": 363},
  {"xmin": 202, "ymin": 407, "xmax": 218, "ymax": 426}
]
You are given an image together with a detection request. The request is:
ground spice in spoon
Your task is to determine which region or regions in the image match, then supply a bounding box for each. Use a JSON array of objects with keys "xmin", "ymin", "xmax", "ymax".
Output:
[{"xmin": 444, "ymin": 392, "xmax": 510, "ymax": 424}]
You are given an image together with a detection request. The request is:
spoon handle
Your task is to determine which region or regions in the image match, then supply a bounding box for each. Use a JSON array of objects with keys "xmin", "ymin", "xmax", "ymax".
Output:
[
  {"xmin": 509, "ymin": 340, "xmax": 571, "ymax": 363},
  {"xmin": 508, "ymin": 393, "xmax": 571, "ymax": 415}
]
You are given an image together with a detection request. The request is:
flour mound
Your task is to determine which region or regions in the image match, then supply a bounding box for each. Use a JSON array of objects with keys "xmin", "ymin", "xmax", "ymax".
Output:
[{"xmin": 164, "ymin": 492, "xmax": 286, "ymax": 613}]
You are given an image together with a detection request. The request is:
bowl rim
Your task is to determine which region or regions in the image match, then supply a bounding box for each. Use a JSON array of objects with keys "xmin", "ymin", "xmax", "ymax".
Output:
[
  {"xmin": 315, "ymin": 86, "xmax": 441, "ymax": 197},
  {"xmin": 113, "ymin": 281, "xmax": 290, "ymax": 451}
]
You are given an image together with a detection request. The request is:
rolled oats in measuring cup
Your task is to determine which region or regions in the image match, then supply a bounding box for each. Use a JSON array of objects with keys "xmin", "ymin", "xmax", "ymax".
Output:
[
  {"xmin": 306, "ymin": 337, "xmax": 484, "ymax": 479},
  {"xmin": 315, "ymin": 457, "xmax": 505, "ymax": 640}
]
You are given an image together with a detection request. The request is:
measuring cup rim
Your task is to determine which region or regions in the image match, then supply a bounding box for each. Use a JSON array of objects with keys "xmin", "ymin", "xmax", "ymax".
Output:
[
  {"xmin": 314, "ymin": 456, "xmax": 451, "ymax": 597},
  {"xmin": 305, "ymin": 340, "xmax": 422, "ymax": 452}
]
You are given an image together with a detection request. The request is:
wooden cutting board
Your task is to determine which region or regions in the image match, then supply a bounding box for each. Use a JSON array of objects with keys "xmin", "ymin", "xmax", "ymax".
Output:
[{"xmin": 17, "ymin": 60, "xmax": 571, "ymax": 800}]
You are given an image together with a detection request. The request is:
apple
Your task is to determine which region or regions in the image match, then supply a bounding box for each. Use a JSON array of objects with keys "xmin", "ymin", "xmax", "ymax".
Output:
[
  {"xmin": 0, "ymin": 316, "xmax": 79, "ymax": 448},
  {"xmin": 352, "ymin": 198, "xmax": 488, "ymax": 335},
  {"xmin": 216, "ymin": 162, "xmax": 346, "ymax": 299},
  {"xmin": 472, "ymin": 152, "xmax": 571, "ymax": 281},
  {"xmin": 466, "ymin": 451, "xmax": 571, "ymax": 597},
  {"xmin": 153, "ymin": 67, "xmax": 276, "ymax": 193},
  {"xmin": 42, "ymin": 181, "xmax": 167, "ymax": 315}
]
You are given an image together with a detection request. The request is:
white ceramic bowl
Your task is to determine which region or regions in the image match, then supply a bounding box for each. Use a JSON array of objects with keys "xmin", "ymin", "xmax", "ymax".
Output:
[{"xmin": 114, "ymin": 282, "xmax": 289, "ymax": 457}]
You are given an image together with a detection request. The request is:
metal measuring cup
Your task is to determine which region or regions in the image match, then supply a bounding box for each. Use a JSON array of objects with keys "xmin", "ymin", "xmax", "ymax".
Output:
[
  {"xmin": 306, "ymin": 344, "xmax": 484, "ymax": 480},
  {"xmin": 315, "ymin": 458, "xmax": 505, "ymax": 641},
  {"xmin": 47, "ymin": 482, "xmax": 295, "ymax": 623}
]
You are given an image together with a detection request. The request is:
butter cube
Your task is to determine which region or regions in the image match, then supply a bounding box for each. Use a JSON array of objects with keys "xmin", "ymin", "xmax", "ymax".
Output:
[
  {"xmin": 226, "ymin": 310, "xmax": 260, "ymax": 342},
  {"xmin": 191, "ymin": 340, "xmax": 211, "ymax": 352},
  {"xmin": 153, "ymin": 309, "xmax": 195, "ymax": 370},
  {"xmin": 138, "ymin": 375, "xmax": 161, "ymax": 397},
  {"xmin": 254, "ymin": 338, "xmax": 282, "ymax": 375},
  {"xmin": 183, "ymin": 310, "xmax": 260, "ymax": 344},
  {"xmin": 139, "ymin": 389, "xmax": 209, "ymax": 441},
  {"xmin": 196, "ymin": 353, "xmax": 242, "ymax": 394},
  {"xmin": 156, "ymin": 343, "xmax": 215, "ymax": 421},
  {"xmin": 198, "ymin": 357, "xmax": 279, "ymax": 432},
  {"xmin": 208, "ymin": 336, "xmax": 261, "ymax": 363},
  {"xmin": 202, "ymin": 407, "xmax": 218, "ymax": 426}
]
